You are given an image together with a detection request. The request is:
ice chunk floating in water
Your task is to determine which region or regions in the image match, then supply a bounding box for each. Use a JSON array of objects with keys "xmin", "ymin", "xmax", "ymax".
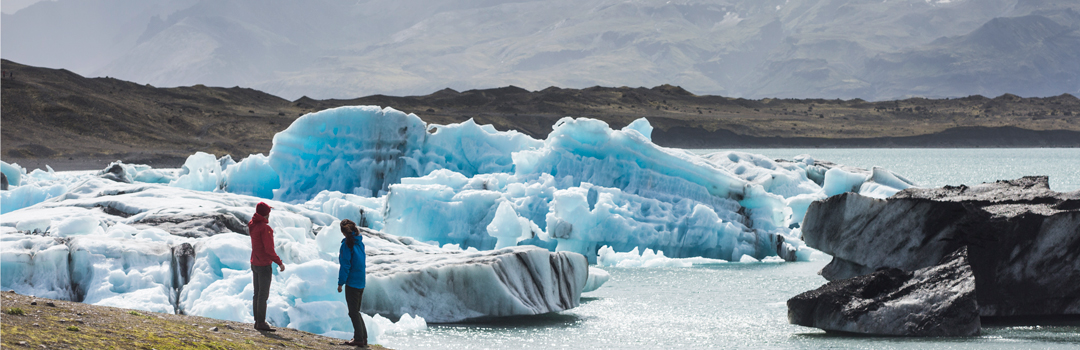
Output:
[
  {"xmin": 596, "ymin": 245, "xmax": 729, "ymax": 268},
  {"xmin": 360, "ymin": 229, "xmax": 588, "ymax": 322}
]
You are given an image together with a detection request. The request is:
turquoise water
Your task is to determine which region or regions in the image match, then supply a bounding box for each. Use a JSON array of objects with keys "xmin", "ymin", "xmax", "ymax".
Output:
[{"xmin": 376, "ymin": 148, "xmax": 1080, "ymax": 349}]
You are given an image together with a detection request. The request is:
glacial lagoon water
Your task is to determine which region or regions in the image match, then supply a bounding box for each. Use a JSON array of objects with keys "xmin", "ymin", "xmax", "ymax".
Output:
[
  {"xmin": 377, "ymin": 148, "xmax": 1080, "ymax": 350},
  {"xmin": 383, "ymin": 258, "xmax": 1080, "ymax": 349}
]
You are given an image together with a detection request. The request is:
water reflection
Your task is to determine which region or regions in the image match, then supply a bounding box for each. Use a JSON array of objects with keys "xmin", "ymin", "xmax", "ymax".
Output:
[
  {"xmin": 438, "ymin": 312, "xmax": 587, "ymax": 329},
  {"xmin": 580, "ymin": 296, "xmax": 601, "ymax": 304}
]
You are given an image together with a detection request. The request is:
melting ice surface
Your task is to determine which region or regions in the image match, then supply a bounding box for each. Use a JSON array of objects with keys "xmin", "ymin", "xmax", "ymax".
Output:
[{"xmin": 0, "ymin": 106, "xmax": 911, "ymax": 343}]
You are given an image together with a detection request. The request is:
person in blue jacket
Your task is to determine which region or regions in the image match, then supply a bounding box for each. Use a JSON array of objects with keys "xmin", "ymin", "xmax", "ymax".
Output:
[{"xmin": 337, "ymin": 219, "xmax": 368, "ymax": 347}]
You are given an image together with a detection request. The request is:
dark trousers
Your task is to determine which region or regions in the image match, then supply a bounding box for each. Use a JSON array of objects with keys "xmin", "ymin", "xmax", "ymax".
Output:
[
  {"xmin": 345, "ymin": 286, "xmax": 368, "ymax": 344},
  {"xmin": 252, "ymin": 264, "xmax": 272, "ymax": 323}
]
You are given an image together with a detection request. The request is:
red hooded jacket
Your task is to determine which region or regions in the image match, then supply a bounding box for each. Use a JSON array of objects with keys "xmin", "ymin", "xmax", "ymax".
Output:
[{"xmin": 249, "ymin": 212, "xmax": 282, "ymax": 267}]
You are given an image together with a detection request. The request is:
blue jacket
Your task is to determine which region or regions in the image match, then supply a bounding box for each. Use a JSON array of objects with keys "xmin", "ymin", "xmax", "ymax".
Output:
[{"xmin": 337, "ymin": 233, "xmax": 366, "ymax": 289}]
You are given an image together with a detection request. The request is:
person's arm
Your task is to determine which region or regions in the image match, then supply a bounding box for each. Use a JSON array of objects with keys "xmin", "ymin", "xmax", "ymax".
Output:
[
  {"xmin": 358, "ymin": 236, "xmax": 366, "ymax": 269},
  {"xmin": 338, "ymin": 240, "xmax": 352, "ymax": 292},
  {"xmin": 358, "ymin": 237, "xmax": 366, "ymax": 284},
  {"xmin": 262, "ymin": 227, "xmax": 284, "ymax": 271}
]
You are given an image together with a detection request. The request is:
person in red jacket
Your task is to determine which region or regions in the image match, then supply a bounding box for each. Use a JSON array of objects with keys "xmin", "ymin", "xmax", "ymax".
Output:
[{"xmin": 249, "ymin": 201, "xmax": 284, "ymax": 331}]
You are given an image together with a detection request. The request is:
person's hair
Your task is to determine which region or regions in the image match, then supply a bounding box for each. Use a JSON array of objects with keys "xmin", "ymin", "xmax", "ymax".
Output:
[{"xmin": 340, "ymin": 219, "xmax": 359, "ymax": 248}]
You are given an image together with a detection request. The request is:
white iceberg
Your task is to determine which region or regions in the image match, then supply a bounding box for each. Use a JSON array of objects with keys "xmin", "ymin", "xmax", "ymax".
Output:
[{"xmin": 596, "ymin": 245, "xmax": 728, "ymax": 268}]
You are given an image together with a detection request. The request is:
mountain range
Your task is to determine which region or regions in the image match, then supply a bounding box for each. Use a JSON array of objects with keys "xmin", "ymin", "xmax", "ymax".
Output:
[{"xmin": 3, "ymin": 0, "xmax": 1078, "ymax": 101}]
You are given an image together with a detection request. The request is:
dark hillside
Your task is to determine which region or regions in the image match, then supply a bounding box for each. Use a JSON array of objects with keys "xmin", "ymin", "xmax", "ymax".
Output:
[
  {"xmin": 2, "ymin": 59, "xmax": 1078, "ymax": 170},
  {"xmin": 324, "ymin": 85, "xmax": 1080, "ymax": 148},
  {"xmin": 1, "ymin": 59, "xmax": 306, "ymax": 168}
]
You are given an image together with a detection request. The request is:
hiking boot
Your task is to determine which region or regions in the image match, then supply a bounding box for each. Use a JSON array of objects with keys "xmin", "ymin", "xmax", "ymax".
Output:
[
  {"xmin": 254, "ymin": 321, "xmax": 276, "ymax": 332},
  {"xmin": 342, "ymin": 339, "xmax": 368, "ymax": 347}
]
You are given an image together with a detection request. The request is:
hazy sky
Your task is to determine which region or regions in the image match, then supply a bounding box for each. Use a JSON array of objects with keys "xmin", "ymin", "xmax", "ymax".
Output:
[
  {"xmin": 2, "ymin": 0, "xmax": 1075, "ymax": 100},
  {"xmin": 1, "ymin": 0, "xmax": 47, "ymax": 14}
]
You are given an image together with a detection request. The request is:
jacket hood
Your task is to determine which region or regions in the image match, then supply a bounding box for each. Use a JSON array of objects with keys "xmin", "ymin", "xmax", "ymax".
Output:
[
  {"xmin": 256, "ymin": 202, "xmax": 272, "ymax": 216},
  {"xmin": 250, "ymin": 212, "xmax": 268, "ymax": 225}
]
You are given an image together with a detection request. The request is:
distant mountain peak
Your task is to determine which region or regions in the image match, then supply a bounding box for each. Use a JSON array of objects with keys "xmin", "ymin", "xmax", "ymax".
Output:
[
  {"xmin": 650, "ymin": 84, "xmax": 695, "ymax": 96},
  {"xmin": 3, "ymin": 0, "xmax": 1078, "ymax": 101}
]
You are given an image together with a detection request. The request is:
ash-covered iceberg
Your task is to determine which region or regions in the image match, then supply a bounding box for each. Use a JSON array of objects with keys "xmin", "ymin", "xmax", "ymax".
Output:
[
  {"xmin": 358, "ymin": 229, "xmax": 588, "ymax": 322},
  {"xmin": 801, "ymin": 176, "xmax": 1080, "ymax": 317},
  {"xmin": 788, "ymin": 247, "xmax": 980, "ymax": 336}
]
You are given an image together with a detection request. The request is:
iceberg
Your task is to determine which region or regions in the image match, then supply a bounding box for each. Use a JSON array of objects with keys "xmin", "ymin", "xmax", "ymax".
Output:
[
  {"xmin": 3, "ymin": 105, "xmax": 919, "ymax": 265},
  {"xmin": 801, "ymin": 176, "xmax": 1080, "ymax": 317},
  {"xmin": 1, "ymin": 161, "xmax": 26, "ymax": 189},
  {"xmin": 788, "ymin": 247, "xmax": 980, "ymax": 336},
  {"xmin": 1, "ymin": 104, "xmax": 918, "ymax": 340},
  {"xmin": 583, "ymin": 267, "xmax": 610, "ymax": 293},
  {"xmin": 270, "ymin": 107, "xmax": 829, "ymax": 263},
  {"xmin": 359, "ymin": 229, "xmax": 587, "ymax": 322},
  {"xmin": 1, "ymin": 234, "xmax": 74, "ymax": 301},
  {"xmin": 269, "ymin": 106, "xmax": 541, "ymax": 201},
  {"xmin": 596, "ymin": 245, "xmax": 728, "ymax": 268},
  {"xmin": 0, "ymin": 175, "xmax": 590, "ymax": 341}
]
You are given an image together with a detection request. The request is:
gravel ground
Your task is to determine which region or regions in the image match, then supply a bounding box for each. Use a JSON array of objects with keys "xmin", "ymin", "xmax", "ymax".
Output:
[{"xmin": 0, "ymin": 291, "xmax": 387, "ymax": 349}]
